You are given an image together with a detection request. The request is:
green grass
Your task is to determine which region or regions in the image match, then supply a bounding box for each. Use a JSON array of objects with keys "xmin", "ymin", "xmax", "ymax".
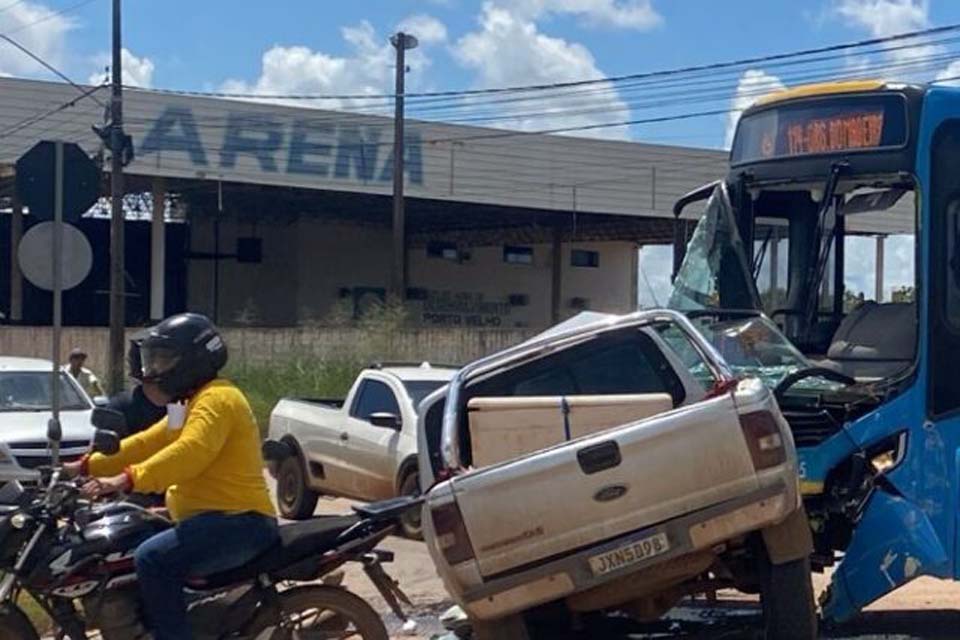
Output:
[{"xmin": 226, "ymin": 358, "xmax": 362, "ymax": 435}]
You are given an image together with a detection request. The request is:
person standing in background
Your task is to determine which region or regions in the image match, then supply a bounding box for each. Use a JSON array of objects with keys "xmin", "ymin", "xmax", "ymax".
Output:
[{"xmin": 65, "ymin": 348, "xmax": 104, "ymax": 398}]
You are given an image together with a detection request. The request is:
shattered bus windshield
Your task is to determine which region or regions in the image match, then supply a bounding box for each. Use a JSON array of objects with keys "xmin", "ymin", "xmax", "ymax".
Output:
[
  {"xmin": 664, "ymin": 184, "xmax": 805, "ymax": 387},
  {"xmin": 667, "ymin": 183, "xmax": 760, "ymax": 312}
]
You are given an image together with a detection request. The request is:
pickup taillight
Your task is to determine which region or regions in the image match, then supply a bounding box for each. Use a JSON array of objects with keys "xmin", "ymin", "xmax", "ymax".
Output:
[
  {"xmin": 431, "ymin": 501, "xmax": 476, "ymax": 565},
  {"xmin": 739, "ymin": 410, "xmax": 787, "ymax": 470}
]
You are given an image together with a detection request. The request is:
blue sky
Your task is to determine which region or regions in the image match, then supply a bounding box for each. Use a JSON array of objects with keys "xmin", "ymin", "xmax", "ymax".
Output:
[{"xmin": 4, "ymin": 0, "xmax": 960, "ymax": 150}]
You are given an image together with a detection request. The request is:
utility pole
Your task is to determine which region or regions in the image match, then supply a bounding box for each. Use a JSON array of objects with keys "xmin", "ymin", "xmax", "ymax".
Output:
[
  {"xmin": 389, "ymin": 32, "xmax": 417, "ymax": 302},
  {"xmin": 108, "ymin": 0, "xmax": 125, "ymax": 393}
]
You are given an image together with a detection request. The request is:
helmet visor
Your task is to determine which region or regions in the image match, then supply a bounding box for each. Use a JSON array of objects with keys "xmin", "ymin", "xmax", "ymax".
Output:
[{"xmin": 140, "ymin": 345, "xmax": 181, "ymax": 381}]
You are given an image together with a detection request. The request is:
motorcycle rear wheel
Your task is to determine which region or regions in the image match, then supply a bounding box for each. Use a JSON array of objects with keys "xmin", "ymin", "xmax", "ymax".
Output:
[
  {"xmin": 0, "ymin": 605, "xmax": 39, "ymax": 640},
  {"xmin": 256, "ymin": 585, "xmax": 389, "ymax": 640}
]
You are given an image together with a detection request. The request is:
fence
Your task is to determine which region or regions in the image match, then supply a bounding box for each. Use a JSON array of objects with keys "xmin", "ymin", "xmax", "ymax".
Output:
[{"xmin": 0, "ymin": 326, "xmax": 537, "ymax": 374}]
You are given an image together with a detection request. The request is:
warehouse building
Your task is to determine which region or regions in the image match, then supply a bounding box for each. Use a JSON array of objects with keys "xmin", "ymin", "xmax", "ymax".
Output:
[{"xmin": 0, "ymin": 77, "xmax": 726, "ymax": 329}]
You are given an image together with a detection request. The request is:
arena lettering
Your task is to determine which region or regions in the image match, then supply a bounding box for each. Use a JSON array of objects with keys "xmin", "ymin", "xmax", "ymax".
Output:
[{"xmin": 139, "ymin": 105, "xmax": 424, "ymax": 185}]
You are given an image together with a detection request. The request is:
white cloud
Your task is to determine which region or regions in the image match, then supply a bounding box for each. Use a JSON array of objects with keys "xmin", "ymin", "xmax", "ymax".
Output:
[
  {"xmin": 503, "ymin": 0, "xmax": 662, "ymax": 30},
  {"xmin": 725, "ymin": 69, "xmax": 785, "ymax": 147},
  {"xmin": 835, "ymin": 0, "xmax": 928, "ymax": 38},
  {"xmin": 88, "ymin": 48, "xmax": 155, "ymax": 88},
  {"xmin": 220, "ymin": 17, "xmax": 445, "ymax": 109},
  {"xmin": 834, "ymin": 0, "xmax": 940, "ymax": 77},
  {"xmin": 397, "ymin": 14, "xmax": 448, "ymax": 45},
  {"xmin": 453, "ymin": 2, "xmax": 632, "ymax": 138},
  {"xmin": 0, "ymin": 1, "xmax": 75, "ymax": 77},
  {"xmin": 936, "ymin": 60, "xmax": 960, "ymax": 86}
]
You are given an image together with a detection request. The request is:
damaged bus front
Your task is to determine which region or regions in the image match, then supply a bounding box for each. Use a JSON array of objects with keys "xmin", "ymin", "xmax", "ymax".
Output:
[{"xmin": 669, "ymin": 80, "xmax": 960, "ymax": 622}]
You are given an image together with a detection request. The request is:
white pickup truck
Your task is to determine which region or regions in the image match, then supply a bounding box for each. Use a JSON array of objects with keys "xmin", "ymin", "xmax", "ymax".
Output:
[
  {"xmin": 267, "ymin": 363, "xmax": 456, "ymax": 536},
  {"xmin": 417, "ymin": 310, "xmax": 814, "ymax": 639}
]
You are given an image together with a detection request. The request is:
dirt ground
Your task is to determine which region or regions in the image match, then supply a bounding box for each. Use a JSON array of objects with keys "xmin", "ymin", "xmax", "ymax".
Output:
[{"xmin": 291, "ymin": 490, "xmax": 960, "ymax": 640}]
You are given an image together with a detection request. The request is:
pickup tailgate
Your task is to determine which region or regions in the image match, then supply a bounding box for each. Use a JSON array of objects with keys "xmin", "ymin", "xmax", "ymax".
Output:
[{"xmin": 450, "ymin": 393, "xmax": 759, "ymax": 577}]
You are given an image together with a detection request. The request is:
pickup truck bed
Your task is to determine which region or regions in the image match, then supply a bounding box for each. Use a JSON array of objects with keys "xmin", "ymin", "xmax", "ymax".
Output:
[{"xmin": 284, "ymin": 398, "xmax": 345, "ymax": 409}]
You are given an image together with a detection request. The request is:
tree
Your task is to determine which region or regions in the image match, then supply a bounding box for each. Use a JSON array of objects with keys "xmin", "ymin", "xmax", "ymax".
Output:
[
  {"xmin": 891, "ymin": 286, "xmax": 915, "ymax": 303},
  {"xmin": 843, "ymin": 289, "xmax": 867, "ymax": 313}
]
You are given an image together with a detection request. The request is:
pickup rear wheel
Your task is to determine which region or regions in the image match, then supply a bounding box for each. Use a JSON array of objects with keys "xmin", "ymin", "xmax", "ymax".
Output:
[
  {"xmin": 398, "ymin": 470, "xmax": 423, "ymax": 540},
  {"xmin": 277, "ymin": 454, "xmax": 319, "ymax": 520},
  {"xmin": 761, "ymin": 556, "xmax": 817, "ymax": 640}
]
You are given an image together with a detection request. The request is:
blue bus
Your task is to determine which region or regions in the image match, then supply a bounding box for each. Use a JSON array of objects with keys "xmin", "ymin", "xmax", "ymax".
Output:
[{"xmin": 670, "ymin": 79, "xmax": 960, "ymax": 623}]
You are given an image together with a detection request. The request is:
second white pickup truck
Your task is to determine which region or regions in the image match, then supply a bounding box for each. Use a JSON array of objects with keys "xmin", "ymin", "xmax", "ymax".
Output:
[
  {"xmin": 267, "ymin": 362, "xmax": 456, "ymax": 536},
  {"xmin": 417, "ymin": 310, "xmax": 814, "ymax": 639}
]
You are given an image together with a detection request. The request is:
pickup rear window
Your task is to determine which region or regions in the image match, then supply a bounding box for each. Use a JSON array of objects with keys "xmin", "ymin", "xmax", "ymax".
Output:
[
  {"xmin": 469, "ymin": 329, "xmax": 685, "ymax": 403},
  {"xmin": 404, "ymin": 381, "xmax": 447, "ymax": 409}
]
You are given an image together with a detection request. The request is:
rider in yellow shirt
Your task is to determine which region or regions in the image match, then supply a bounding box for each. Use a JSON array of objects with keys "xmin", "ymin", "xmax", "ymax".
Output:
[{"xmin": 68, "ymin": 313, "xmax": 276, "ymax": 640}]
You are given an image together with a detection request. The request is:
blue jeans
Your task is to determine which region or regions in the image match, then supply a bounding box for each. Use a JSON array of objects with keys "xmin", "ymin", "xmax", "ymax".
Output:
[{"xmin": 134, "ymin": 511, "xmax": 278, "ymax": 640}]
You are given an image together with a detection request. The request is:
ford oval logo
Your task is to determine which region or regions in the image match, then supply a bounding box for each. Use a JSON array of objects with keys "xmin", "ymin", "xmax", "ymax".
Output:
[{"xmin": 594, "ymin": 484, "xmax": 628, "ymax": 503}]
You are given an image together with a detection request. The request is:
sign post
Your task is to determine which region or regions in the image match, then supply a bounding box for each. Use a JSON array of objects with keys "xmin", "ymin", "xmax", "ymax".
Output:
[
  {"xmin": 16, "ymin": 140, "xmax": 99, "ymax": 465},
  {"xmin": 50, "ymin": 141, "xmax": 63, "ymax": 465}
]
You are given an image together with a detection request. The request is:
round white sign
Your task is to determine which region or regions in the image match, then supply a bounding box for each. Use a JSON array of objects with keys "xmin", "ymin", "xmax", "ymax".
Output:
[{"xmin": 17, "ymin": 222, "xmax": 94, "ymax": 291}]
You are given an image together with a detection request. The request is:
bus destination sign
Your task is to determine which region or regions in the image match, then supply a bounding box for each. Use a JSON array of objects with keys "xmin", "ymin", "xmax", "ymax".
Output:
[
  {"xmin": 731, "ymin": 94, "xmax": 907, "ymax": 165},
  {"xmin": 784, "ymin": 111, "xmax": 884, "ymax": 156}
]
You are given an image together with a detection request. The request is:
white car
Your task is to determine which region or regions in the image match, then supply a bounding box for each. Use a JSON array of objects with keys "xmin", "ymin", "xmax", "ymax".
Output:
[
  {"xmin": 267, "ymin": 362, "xmax": 457, "ymax": 536},
  {"xmin": 0, "ymin": 357, "xmax": 96, "ymax": 468}
]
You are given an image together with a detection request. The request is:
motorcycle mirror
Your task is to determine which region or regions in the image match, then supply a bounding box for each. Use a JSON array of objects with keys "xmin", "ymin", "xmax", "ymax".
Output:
[
  {"xmin": 91, "ymin": 407, "xmax": 127, "ymax": 432},
  {"xmin": 261, "ymin": 440, "xmax": 290, "ymax": 462},
  {"xmin": 46, "ymin": 417, "xmax": 62, "ymax": 444},
  {"xmin": 92, "ymin": 429, "xmax": 121, "ymax": 455}
]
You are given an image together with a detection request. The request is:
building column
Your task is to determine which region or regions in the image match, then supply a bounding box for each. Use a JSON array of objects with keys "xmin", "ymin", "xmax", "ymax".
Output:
[
  {"xmin": 9, "ymin": 184, "xmax": 23, "ymax": 323},
  {"xmin": 875, "ymin": 235, "xmax": 886, "ymax": 302},
  {"xmin": 551, "ymin": 226, "xmax": 563, "ymax": 325},
  {"xmin": 150, "ymin": 177, "xmax": 166, "ymax": 321}
]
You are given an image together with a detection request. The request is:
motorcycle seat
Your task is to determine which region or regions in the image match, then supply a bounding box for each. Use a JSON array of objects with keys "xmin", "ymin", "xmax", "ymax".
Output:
[{"xmin": 187, "ymin": 514, "xmax": 361, "ymax": 589}]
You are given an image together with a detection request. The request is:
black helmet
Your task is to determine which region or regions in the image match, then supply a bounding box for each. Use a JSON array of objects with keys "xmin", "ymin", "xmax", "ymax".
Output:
[{"xmin": 140, "ymin": 313, "xmax": 228, "ymax": 399}]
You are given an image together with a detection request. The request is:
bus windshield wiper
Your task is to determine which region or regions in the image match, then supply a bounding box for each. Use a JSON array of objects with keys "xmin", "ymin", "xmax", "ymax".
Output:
[{"xmin": 804, "ymin": 162, "xmax": 850, "ymax": 325}]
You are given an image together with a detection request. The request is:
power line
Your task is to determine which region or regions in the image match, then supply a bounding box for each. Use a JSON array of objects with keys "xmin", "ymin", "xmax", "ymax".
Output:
[
  {"xmin": 0, "ymin": 83, "xmax": 104, "ymax": 139},
  {"xmin": 1, "ymin": 0, "xmax": 99, "ymax": 37},
  {"xmin": 4, "ymin": 38, "xmax": 959, "ymax": 190},
  {"xmin": 113, "ymin": 39, "xmax": 960, "ymax": 139},
  {"xmin": 115, "ymin": 46, "xmax": 960, "ymax": 147},
  {"xmin": 0, "ymin": 0, "xmax": 27, "ymax": 15},
  {"xmin": 0, "ymin": 33, "xmax": 106, "ymax": 106},
  {"xmin": 141, "ymin": 22, "xmax": 960, "ymax": 102}
]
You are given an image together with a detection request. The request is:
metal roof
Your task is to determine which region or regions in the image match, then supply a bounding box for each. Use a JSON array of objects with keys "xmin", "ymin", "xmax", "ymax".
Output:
[
  {"xmin": 0, "ymin": 77, "xmax": 726, "ymax": 220},
  {"xmin": 0, "ymin": 78, "xmax": 917, "ymax": 234}
]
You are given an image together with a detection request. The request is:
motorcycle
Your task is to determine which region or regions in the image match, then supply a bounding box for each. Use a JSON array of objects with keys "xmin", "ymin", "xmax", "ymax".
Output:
[{"xmin": 0, "ymin": 409, "xmax": 417, "ymax": 639}]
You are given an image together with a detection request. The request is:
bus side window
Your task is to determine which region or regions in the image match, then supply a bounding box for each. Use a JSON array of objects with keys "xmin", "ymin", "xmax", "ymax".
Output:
[
  {"xmin": 947, "ymin": 200, "xmax": 960, "ymax": 323},
  {"xmin": 929, "ymin": 120, "xmax": 960, "ymax": 417}
]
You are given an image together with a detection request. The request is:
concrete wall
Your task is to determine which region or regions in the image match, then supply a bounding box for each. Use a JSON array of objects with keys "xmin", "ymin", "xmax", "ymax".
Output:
[
  {"xmin": 188, "ymin": 219, "xmax": 638, "ymax": 328},
  {"xmin": 0, "ymin": 326, "xmax": 536, "ymax": 376}
]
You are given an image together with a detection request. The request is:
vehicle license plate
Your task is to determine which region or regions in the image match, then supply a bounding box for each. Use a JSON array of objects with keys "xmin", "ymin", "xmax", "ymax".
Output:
[{"xmin": 588, "ymin": 532, "xmax": 670, "ymax": 577}]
